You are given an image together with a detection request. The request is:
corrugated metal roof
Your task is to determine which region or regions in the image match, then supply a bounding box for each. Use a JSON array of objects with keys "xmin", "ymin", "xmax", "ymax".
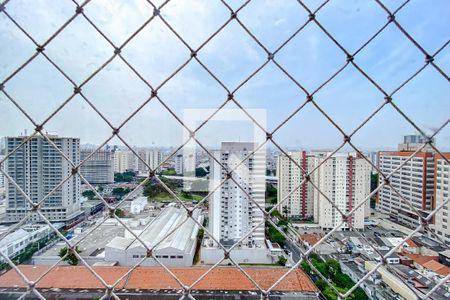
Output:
[{"xmin": 107, "ymin": 206, "xmax": 201, "ymax": 253}]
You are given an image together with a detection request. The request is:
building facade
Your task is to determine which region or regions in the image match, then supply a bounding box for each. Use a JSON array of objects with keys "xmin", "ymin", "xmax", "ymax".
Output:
[
  {"xmin": 208, "ymin": 142, "xmax": 266, "ymax": 248},
  {"xmin": 80, "ymin": 148, "xmax": 114, "ymax": 184},
  {"xmin": 312, "ymin": 153, "xmax": 371, "ymax": 230},
  {"xmin": 398, "ymin": 134, "xmax": 435, "ymax": 152},
  {"xmin": 277, "ymin": 151, "xmax": 314, "ymax": 219},
  {"xmin": 113, "ymin": 150, "xmax": 138, "ymax": 173},
  {"xmin": 5, "ymin": 135, "xmax": 82, "ymax": 223},
  {"xmin": 174, "ymin": 154, "xmax": 183, "ymax": 175},
  {"xmin": 432, "ymin": 153, "xmax": 450, "ymax": 245},
  {"xmin": 377, "ymin": 151, "xmax": 435, "ymax": 228},
  {"xmin": 137, "ymin": 148, "xmax": 163, "ymax": 173}
]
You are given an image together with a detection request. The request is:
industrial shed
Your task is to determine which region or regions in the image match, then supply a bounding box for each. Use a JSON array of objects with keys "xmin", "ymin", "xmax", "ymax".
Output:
[{"xmin": 105, "ymin": 206, "xmax": 202, "ymax": 267}]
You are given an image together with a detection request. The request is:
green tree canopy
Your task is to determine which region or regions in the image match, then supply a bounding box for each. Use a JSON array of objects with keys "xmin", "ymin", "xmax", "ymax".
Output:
[
  {"xmin": 82, "ymin": 190, "xmax": 95, "ymax": 200},
  {"xmin": 58, "ymin": 246, "xmax": 81, "ymax": 266}
]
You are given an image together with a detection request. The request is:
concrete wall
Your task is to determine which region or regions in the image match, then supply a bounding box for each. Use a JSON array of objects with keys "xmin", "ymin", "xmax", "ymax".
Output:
[
  {"xmin": 201, "ymin": 247, "xmax": 271, "ymax": 264},
  {"xmin": 105, "ymin": 246, "xmax": 195, "ymax": 267},
  {"xmin": 32, "ymin": 256, "xmax": 105, "ymax": 266}
]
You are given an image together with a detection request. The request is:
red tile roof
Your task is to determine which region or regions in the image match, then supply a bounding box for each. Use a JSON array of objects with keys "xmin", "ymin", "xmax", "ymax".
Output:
[
  {"xmin": 401, "ymin": 253, "xmax": 439, "ymax": 266},
  {"xmin": 0, "ymin": 265, "xmax": 318, "ymax": 292},
  {"xmin": 404, "ymin": 239, "xmax": 418, "ymax": 248},
  {"xmin": 422, "ymin": 260, "xmax": 450, "ymax": 277}
]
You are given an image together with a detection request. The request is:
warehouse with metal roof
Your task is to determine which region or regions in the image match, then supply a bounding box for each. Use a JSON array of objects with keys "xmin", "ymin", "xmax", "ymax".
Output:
[{"xmin": 105, "ymin": 205, "xmax": 202, "ymax": 267}]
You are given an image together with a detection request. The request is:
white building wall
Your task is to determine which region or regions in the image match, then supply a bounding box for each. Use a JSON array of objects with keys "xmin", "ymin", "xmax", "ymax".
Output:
[
  {"xmin": 312, "ymin": 153, "xmax": 370, "ymax": 230},
  {"xmin": 208, "ymin": 142, "xmax": 266, "ymax": 248},
  {"xmin": 277, "ymin": 151, "xmax": 314, "ymax": 219},
  {"xmin": 377, "ymin": 152, "xmax": 434, "ymax": 228},
  {"xmin": 0, "ymin": 225, "xmax": 53, "ymax": 261},
  {"xmin": 137, "ymin": 148, "xmax": 163, "ymax": 173},
  {"xmin": 432, "ymin": 154, "xmax": 450, "ymax": 245},
  {"xmin": 113, "ymin": 151, "xmax": 138, "ymax": 173}
]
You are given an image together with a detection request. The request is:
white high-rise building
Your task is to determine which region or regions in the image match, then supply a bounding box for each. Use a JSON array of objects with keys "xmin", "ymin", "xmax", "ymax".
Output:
[
  {"xmin": 208, "ymin": 142, "xmax": 266, "ymax": 248},
  {"xmin": 113, "ymin": 150, "xmax": 138, "ymax": 173},
  {"xmin": 312, "ymin": 153, "xmax": 371, "ymax": 230},
  {"xmin": 377, "ymin": 151, "xmax": 435, "ymax": 228},
  {"xmin": 137, "ymin": 148, "xmax": 163, "ymax": 173},
  {"xmin": 277, "ymin": 151, "xmax": 314, "ymax": 219},
  {"xmin": 174, "ymin": 153, "xmax": 195, "ymax": 176},
  {"xmin": 431, "ymin": 153, "xmax": 450, "ymax": 246},
  {"xmin": 5, "ymin": 135, "xmax": 82, "ymax": 224},
  {"xmin": 80, "ymin": 148, "xmax": 114, "ymax": 184}
]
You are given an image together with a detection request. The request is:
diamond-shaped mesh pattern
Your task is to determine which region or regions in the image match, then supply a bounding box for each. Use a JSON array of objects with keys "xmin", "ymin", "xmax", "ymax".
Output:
[{"xmin": 0, "ymin": 0, "xmax": 449, "ymax": 299}]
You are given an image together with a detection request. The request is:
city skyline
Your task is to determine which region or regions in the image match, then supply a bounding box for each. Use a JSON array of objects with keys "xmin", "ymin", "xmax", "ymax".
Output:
[{"xmin": 0, "ymin": 1, "xmax": 449, "ymax": 299}]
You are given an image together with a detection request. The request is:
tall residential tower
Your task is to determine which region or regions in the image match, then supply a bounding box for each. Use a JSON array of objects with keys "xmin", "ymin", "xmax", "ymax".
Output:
[
  {"xmin": 4, "ymin": 135, "xmax": 82, "ymax": 224},
  {"xmin": 208, "ymin": 142, "xmax": 265, "ymax": 248}
]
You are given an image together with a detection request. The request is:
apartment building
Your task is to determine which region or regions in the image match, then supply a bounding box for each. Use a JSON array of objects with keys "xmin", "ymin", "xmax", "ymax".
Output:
[
  {"xmin": 174, "ymin": 152, "xmax": 196, "ymax": 176},
  {"xmin": 277, "ymin": 151, "xmax": 314, "ymax": 219},
  {"xmin": 432, "ymin": 153, "xmax": 450, "ymax": 245},
  {"xmin": 113, "ymin": 150, "xmax": 138, "ymax": 173},
  {"xmin": 377, "ymin": 151, "xmax": 435, "ymax": 228},
  {"xmin": 208, "ymin": 142, "xmax": 265, "ymax": 248},
  {"xmin": 312, "ymin": 153, "xmax": 371, "ymax": 230},
  {"xmin": 5, "ymin": 135, "xmax": 82, "ymax": 224},
  {"xmin": 80, "ymin": 148, "xmax": 114, "ymax": 184},
  {"xmin": 137, "ymin": 148, "xmax": 163, "ymax": 173}
]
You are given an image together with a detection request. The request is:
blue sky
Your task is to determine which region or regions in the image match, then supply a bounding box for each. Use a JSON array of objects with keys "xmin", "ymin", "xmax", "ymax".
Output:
[{"xmin": 0, "ymin": 0, "xmax": 449, "ymax": 151}]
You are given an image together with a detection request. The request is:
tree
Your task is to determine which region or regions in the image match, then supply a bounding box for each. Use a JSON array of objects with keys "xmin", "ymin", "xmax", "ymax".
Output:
[
  {"xmin": 114, "ymin": 171, "xmax": 136, "ymax": 182},
  {"xmin": 322, "ymin": 286, "xmax": 338, "ymax": 300},
  {"xmin": 82, "ymin": 190, "xmax": 95, "ymax": 200},
  {"xmin": 301, "ymin": 261, "xmax": 311, "ymax": 274},
  {"xmin": 112, "ymin": 187, "xmax": 130, "ymax": 199},
  {"xmin": 370, "ymin": 173, "xmax": 378, "ymax": 192},
  {"xmin": 266, "ymin": 222, "xmax": 286, "ymax": 245},
  {"xmin": 326, "ymin": 259, "xmax": 341, "ymax": 276},
  {"xmin": 352, "ymin": 287, "xmax": 368, "ymax": 300},
  {"xmin": 143, "ymin": 176, "xmax": 181, "ymax": 199},
  {"xmin": 58, "ymin": 246, "xmax": 81, "ymax": 266},
  {"xmin": 115, "ymin": 208, "xmax": 125, "ymax": 218},
  {"xmin": 160, "ymin": 169, "xmax": 177, "ymax": 175},
  {"xmin": 180, "ymin": 190, "xmax": 193, "ymax": 200},
  {"xmin": 266, "ymin": 184, "xmax": 277, "ymax": 205},
  {"xmin": 195, "ymin": 167, "xmax": 208, "ymax": 177},
  {"xmin": 315, "ymin": 279, "xmax": 327, "ymax": 291},
  {"xmin": 276, "ymin": 256, "xmax": 287, "ymax": 266},
  {"xmin": 333, "ymin": 273, "xmax": 353, "ymax": 289}
]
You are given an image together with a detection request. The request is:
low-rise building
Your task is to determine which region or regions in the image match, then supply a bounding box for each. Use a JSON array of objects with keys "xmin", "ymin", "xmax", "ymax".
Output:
[
  {"xmin": 128, "ymin": 196, "xmax": 147, "ymax": 215},
  {"xmin": 0, "ymin": 224, "xmax": 56, "ymax": 262},
  {"xmin": 105, "ymin": 206, "xmax": 202, "ymax": 266}
]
